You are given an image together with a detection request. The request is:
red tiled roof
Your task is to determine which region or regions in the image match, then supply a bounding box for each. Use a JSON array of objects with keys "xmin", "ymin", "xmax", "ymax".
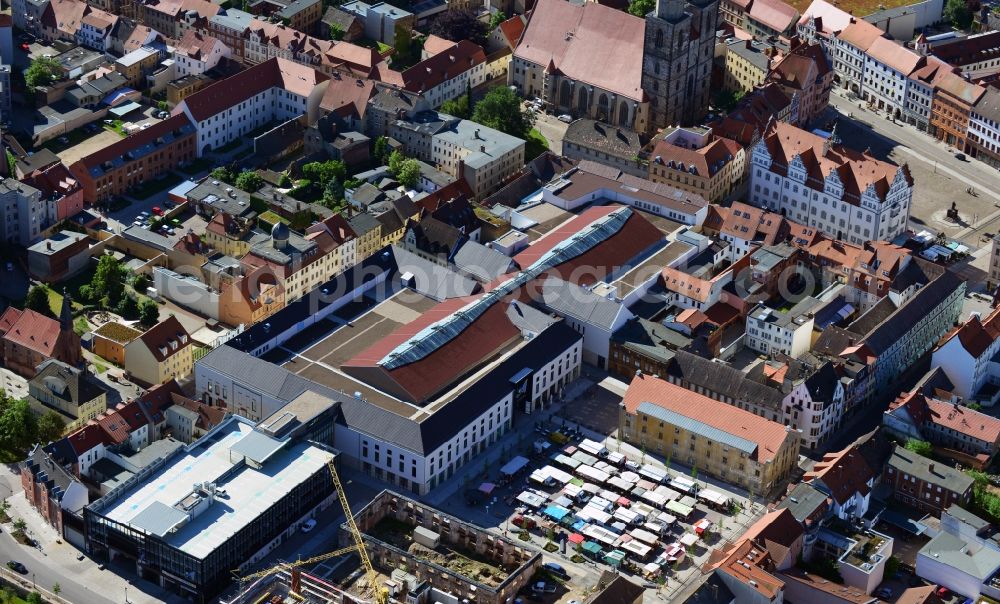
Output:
[
  {"xmin": 136, "ymin": 315, "xmax": 190, "ymax": 363},
  {"xmin": 344, "ymin": 205, "xmax": 662, "ymax": 403},
  {"xmin": 75, "ymin": 114, "xmax": 194, "ymax": 171},
  {"xmin": 497, "ymin": 14, "xmax": 527, "ymax": 49},
  {"xmin": 179, "ymin": 58, "xmax": 328, "ymax": 122},
  {"xmin": 96, "ymin": 411, "xmax": 131, "ymax": 445},
  {"xmin": 866, "ymin": 37, "xmax": 923, "ymax": 76},
  {"xmin": 942, "ymin": 306, "xmax": 1000, "ymax": 358},
  {"xmin": 651, "ymin": 136, "xmax": 741, "ymax": 178},
  {"xmin": 835, "ymin": 19, "xmax": 884, "ymax": 51},
  {"xmin": 42, "ymin": 0, "xmax": 88, "ymax": 36},
  {"xmin": 514, "ymin": 0, "xmax": 646, "ymax": 102},
  {"xmin": 400, "ymin": 40, "xmax": 486, "ymax": 94},
  {"xmin": 891, "ymin": 390, "xmax": 1000, "ymax": 444},
  {"xmin": 68, "ymin": 423, "xmax": 111, "ymax": 456},
  {"xmin": 805, "ymin": 443, "xmax": 876, "ymax": 504},
  {"xmin": 720, "ymin": 201, "xmax": 787, "ymax": 244},
  {"xmin": 0, "ymin": 307, "xmax": 22, "ymax": 335},
  {"xmin": 81, "ymin": 9, "xmax": 116, "ymax": 30},
  {"xmin": 23, "ymin": 162, "xmax": 81, "ymax": 200},
  {"xmin": 762, "ymin": 121, "xmax": 909, "ymax": 204},
  {"xmin": 622, "ymin": 374, "xmax": 795, "ymax": 463},
  {"xmin": 0, "ymin": 308, "xmax": 63, "ymax": 358},
  {"xmin": 175, "ymin": 30, "xmax": 223, "ymax": 60},
  {"xmin": 320, "ymin": 74, "xmax": 376, "ymax": 118},
  {"xmin": 798, "ymin": 0, "xmax": 853, "ymax": 35},
  {"xmin": 113, "ymin": 400, "xmax": 150, "ymax": 431},
  {"xmin": 748, "ymin": 0, "xmax": 799, "ymax": 33},
  {"xmin": 935, "ymin": 71, "xmax": 987, "ymax": 106},
  {"xmin": 423, "ymin": 34, "xmax": 456, "ymax": 57}
]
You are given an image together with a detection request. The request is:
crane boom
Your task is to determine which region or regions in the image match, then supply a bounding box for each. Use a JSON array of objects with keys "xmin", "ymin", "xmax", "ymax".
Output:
[
  {"xmin": 238, "ymin": 545, "xmax": 360, "ymax": 583},
  {"xmin": 327, "ymin": 460, "xmax": 387, "ymax": 604}
]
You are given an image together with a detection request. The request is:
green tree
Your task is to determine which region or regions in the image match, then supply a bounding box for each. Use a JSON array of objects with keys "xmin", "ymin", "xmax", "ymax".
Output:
[
  {"xmin": 37, "ymin": 411, "xmax": 66, "ymax": 444},
  {"xmin": 157, "ymin": 101, "xmax": 169, "ymax": 111},
  {"xmin": 24, "ymin": 56, "xmax": 62, "ymax": 90},
  {"xmin": 430, "ymin": 9, "xmax": 487, "ymax": 46},
  {"xmin": 26, "ymin": 593, "xmax": 42, "ymax": 604},
  {"xmin": 944, "ymin": 0, "xmax": 973, "ymax": 29},
  {"xmin": 394, "ymin": 24, "xmax": 412, "ymax": 58},
  {"xmin": 302, "ymin": 160, "xmax": 347, "ymax": 187},
  {"xmin": 471, "ymin": 86, "xmax": 534, "ymax": 140},
  {"xmin": 0, "ymin": 397, "xmax": 37, "ymax": 456},
  {"xmin": 397, "ymin": 158, "xmax": 421, "ymax": 188},
  {"xmin": 235, "ymin": 170, "xmax": 263, "ymax": 192},
  {"xmin": 132, "ymin": 272, "xmax": 150, "ymax": 293},
  {"xmin": 115, "ymin": 295, "xmax": 139, "ymax": 319},
  {"xmin": 441, "ymin": 94, "xmax": 471, "ymax": 119},
  {"xmin": 323, "ymin": 178, "xmax": 345, "ymax": 205},
  {"xmin": 210, "ymin": 166, "xmax": 234, "ymax": 183},
  {"xmin": 388, "ymin": 149, "xmax": 406, "ymax": 176},
  {"xmin": 24, "ymin": 285, "xmax": 53, "ymax": 317},
  {"xmin": 278, "ymin": 173, "xmax": 292, "ymax": 187},
  {"xmin": 330, "ymin": 22, "xmax": 345, "ymax": 40},
  {"xmin": 91, "ymin": 254, "xmax": 127, "ymax": 308},
  {"xmin": 905, "ymin": 438, "xmax": 934, "ymax": 457},
  {"xmin": 139, "ymin": 299, "xmax": 160, "ymax": 326},
  {"xmin": 627, "ymin": 0, "xmax": 655, "ymax": 16},
  {"xmin": 373, "ymin": 136, "xmax": 390, "ymax": 164},
  {"xmin": 488, "ymin": 10, "xmax": 506, "ymax": 30},
  {"xmin": 714, "ymin": 89, "xmax": 746, "ymax": 112},
  {"xmin": 1, "ymin": 586, "xmax": 15, "ymax": 604}
]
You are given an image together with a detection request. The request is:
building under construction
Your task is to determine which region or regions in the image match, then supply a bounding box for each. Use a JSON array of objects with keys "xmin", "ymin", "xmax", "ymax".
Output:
[{"xmin": 346, "ymin": 490, "xmax": 542, "ymax": 604}]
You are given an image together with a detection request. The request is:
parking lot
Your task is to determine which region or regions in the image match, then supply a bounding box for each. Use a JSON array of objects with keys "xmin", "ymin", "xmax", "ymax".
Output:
[{"xmin": 432, "ymin": 414, "xmax": 763, "ymax": 603}]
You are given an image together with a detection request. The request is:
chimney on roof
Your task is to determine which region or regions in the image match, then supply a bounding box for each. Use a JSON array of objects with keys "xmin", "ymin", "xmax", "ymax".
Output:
[
  {"xmin": 46, "ymin": 241, "xmax": 52, "ymax": 251},
  {"xmin": 929, "ymin": 463, "xmax": 935, "ymax": 473}
]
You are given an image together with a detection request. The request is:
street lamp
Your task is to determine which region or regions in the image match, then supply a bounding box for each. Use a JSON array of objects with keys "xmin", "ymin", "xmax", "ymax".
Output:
[{"xmin": 124, "ymin": 586, "xmax": 128, "ymax": 604}]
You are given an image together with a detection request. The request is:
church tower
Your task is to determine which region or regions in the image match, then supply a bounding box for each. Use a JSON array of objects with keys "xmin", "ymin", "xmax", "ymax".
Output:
[{"xmin": 641, "ymin": 0, "xmax": 719, "ymax": 130}]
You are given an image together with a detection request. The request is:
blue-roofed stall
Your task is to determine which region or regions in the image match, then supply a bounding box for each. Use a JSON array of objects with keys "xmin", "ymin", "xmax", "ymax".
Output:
[{"xmin": 543, "ymin": 505, "xmax": 571, "ymax": 521}]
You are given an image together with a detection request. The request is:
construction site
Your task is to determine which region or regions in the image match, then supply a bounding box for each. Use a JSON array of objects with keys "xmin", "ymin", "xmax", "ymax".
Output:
[{"xmin": 349, "ymin": 491, "xmax": 543, "ymax": 604}]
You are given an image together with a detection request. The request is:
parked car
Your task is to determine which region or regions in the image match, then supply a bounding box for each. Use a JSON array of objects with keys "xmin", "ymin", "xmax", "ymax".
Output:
[
  {"xmin": 936, "ymin": 587, "xmax": 950, "ymax": 598},
  {"xmin": 875, "ymin": 587, "xmax": 892, "ymax": 599},
  {"xmin": 557, "ymin": 114, "xmax": 572, "ymax": 123},
  {"xmin": 6, "ymin": 561, "xmax": 26, "ymax": 574},
  {"xmin": 513, "ymin": 515, "xmax": 536, "ymax": 529},
  {"xmin": 954, "ymin": 152, "xmax": 966, "ymax": 160},
  {"xmin": 532, "ymin": 582, "xmax": 556, "ymax": 594},
  {"xmin": 20, "ymin": 42, "xmax": 29, "ymax": 51},
  {"xmin": 543, "ymin": 562, "xmax": 569, "ymax": 580},
  {"xmin": 141, "ymin": 123, "xmax": 151, "ymax": 130},
  {"xmin": 301, "ymin": 519, "xmax": 317, "ymax": 533},
  {"xmin": 58, "ymin": 136, "xmax": 69, "ymax": 144},
  {"xmin": 5, "ymin": 262, "xmax": 12, "ymax": 271},
  {"xmin": 152, "ymin": 206, "xmax": 164, "ymax": 216}
]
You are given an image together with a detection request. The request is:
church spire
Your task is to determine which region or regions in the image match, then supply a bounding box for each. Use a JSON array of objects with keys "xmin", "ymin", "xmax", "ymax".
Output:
[{"xmin": 60, "ymin": 289, "xmax": 73, "ymax": 333}]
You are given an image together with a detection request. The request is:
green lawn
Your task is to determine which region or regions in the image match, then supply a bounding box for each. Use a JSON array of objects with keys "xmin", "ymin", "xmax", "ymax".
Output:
[
  {"xmin": 525, "ymin": 128, "xmax": 549, "ymax": 161},
  {"xmin": 102, "ymin": 119, "xmax": 128, "ymax": 138},
  {"xmin": 46, "ymin": 286, "xmax": 84, "ymax": 315}
]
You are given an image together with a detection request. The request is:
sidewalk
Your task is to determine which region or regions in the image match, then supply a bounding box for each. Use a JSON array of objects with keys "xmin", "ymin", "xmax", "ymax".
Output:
[{"xmin": 0, "ymin": 466, "xmax": 178, "ymax": 604}]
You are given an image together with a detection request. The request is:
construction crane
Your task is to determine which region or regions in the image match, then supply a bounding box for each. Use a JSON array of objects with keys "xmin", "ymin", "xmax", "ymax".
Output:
[
  {"xmin": 237, "ymin": 545, "xmax": 360, "ymax": 584},
  {"xmin": 232, "ymin": 460, "xmax": 388, "ymax": 604},
  {"xmin": 328, "ymin": 459, "xmax": 388, "ymax": 604}
]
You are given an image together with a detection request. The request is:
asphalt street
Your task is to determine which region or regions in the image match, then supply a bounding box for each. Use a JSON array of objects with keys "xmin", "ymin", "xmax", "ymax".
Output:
[{"xmin": 827, "ymin": 93, "xmax": 1000, "ymax": 242}]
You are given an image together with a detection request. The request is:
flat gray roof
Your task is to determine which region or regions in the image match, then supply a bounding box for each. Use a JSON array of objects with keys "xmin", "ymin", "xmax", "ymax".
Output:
[{"xmin": 100, "ymin": 418, "xmax": 335, "ymax": 559}]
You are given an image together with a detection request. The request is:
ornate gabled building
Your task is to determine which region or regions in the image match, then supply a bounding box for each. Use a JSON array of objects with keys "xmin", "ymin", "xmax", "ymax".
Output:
[{"xmin": 749, "ymin": 120, "xmax": 913, "ymax": 245}]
